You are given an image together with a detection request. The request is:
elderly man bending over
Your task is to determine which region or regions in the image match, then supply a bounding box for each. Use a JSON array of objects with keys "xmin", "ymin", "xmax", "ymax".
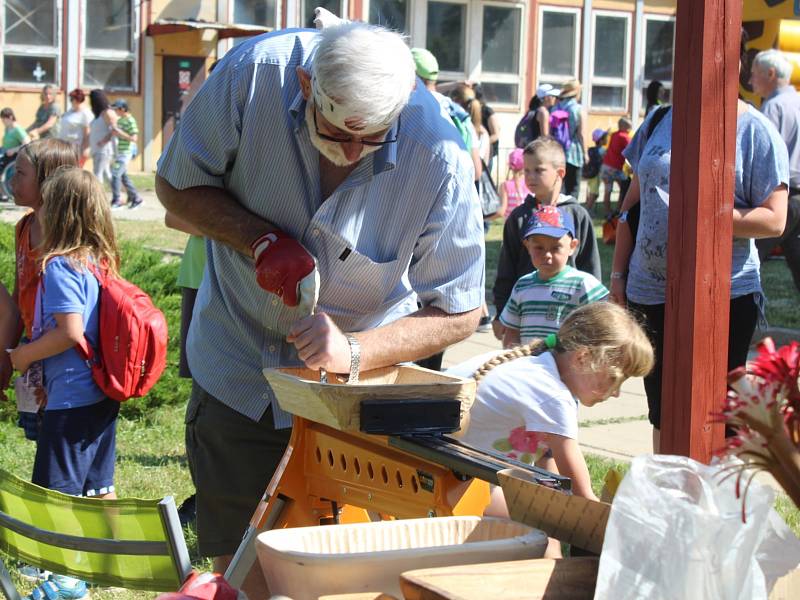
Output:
[
  {"xmin": 750, "ymin": 48, "xmax": 800, "ymax": 292},
  {"xmin": 156, "ymin": 22, "xmax": 484, "ymax": 597}
]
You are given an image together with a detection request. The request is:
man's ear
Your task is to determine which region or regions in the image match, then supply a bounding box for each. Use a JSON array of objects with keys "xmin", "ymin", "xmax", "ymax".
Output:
[{"xmin": 296, "ymin": 67, "xmax": 312, "ymax": 100}]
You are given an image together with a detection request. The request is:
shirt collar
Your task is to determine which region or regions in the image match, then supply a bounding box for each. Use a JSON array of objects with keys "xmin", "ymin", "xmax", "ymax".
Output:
[
  {"xmin": 770, "ymin": 84, "xmax": 796, "ymax": 99},
  {"xmin": 289, "ymin": 94, "xmax": 399, "ymax": 176}
]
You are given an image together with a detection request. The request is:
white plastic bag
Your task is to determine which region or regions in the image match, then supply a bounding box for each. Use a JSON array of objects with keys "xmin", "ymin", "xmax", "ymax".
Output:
[{"xmin": 594, "ymin": 454, "xmax": 800, "ymax": 600}]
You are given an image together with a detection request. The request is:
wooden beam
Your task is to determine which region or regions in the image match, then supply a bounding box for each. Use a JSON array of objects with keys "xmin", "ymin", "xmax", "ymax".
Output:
[{"xmin": 660, "ymin": 0, "xmax": 742, "ymax": 460}]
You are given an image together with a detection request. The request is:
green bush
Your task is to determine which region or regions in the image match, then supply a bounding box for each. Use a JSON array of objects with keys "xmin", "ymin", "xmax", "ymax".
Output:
[{"xmin": 0, "ymin": 222, "xmax": 190, "ymax": 423}]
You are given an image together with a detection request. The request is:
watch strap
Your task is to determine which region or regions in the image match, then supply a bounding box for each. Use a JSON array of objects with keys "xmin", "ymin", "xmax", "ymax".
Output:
[{"xmin": 345, "ymin": 334, "xmax": 361, "ymax": 384}]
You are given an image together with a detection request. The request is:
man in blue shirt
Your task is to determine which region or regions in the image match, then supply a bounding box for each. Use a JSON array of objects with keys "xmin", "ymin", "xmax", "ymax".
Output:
[
  {"xmin": 750, "ymin": 48, "xmax": 800, "ymax": 292},
  {"xmin": 156, "ymin": 22, "xmax": 484, "ymax": 596}
]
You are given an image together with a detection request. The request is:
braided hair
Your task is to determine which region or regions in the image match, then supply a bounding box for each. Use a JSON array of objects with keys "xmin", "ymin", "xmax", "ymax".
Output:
[{"xmin": 473, "ymin": 303, "xmax": 654, "ymax": 387}]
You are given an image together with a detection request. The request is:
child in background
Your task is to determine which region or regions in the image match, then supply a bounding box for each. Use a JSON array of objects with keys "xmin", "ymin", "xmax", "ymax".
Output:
[
  {"xmin": 449, "ymin": 302, "xmax": 653, "ymax": 506},
  {"xmin": 500, "ymin": 206, "xmax": 607, "ymax": 348},
  {"xmin": 583, "ymin": 128, "xmax": 608, "ymax": 214},
  {"xmin": 9, "ymin": 168, "xmax": 121, "ymax": 600},
  {"xmin": 492, "ymin": 137, "xmax": 601, "ymax": 341},
  {"xmin": 600, "ymin": 117, "xmax": 633, "ymax": 215},
  {"xmin": 0, "ymin": 108, "xmax": 30, "ymax": 200},
  {"xmin": 1, "ymin": 139, "xmax": 78, "ymax": 441},
  {"xmin": 498, "ymin": 148, "xmax": 530, "ymax": 219},
  {"xmin": 109, "ymin": 99, "xmax": 142, "ymax": 210}
]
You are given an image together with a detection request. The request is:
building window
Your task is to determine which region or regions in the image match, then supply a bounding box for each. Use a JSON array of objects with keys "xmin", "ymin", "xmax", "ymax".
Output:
[
  {"xmin": 537, "ymin": 7, "xmax": 579, "ymax": 89},
  {"xmin": 642, "ymin": 15, "xmax": 675, "ymax": 110},
  {"xmin": 303, "ymin": 0, "xmax": 344, "ymax": 28},
  {"xmin": 1, "ymin": 0, "xmax": 60, "ymax": 86},
  {"xmin": 234, "ymin": 0, "xmax": 277, "ymax": 28},
  {"xmin": 590, "ymin": 11, "xmax": 630, "ymax": 111},
  {"xmin": 82, "ymin": 0, "xmax": 138, "ymax": 91},
  {"xmin": 426, "ymin": 0, "xmax": 466, "ymax": 75},
  {"xmin": 480, "ymin": 3, "xmax": 522, "ymax": 104},
  {"xmin": 368, "ymin": 0, "xmax": 408, "ymax": 33}
]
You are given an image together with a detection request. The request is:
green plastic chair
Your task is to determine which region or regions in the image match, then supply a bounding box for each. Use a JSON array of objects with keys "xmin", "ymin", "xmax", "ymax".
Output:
[{"xmin": 0, "ymin": 468, "xmax": 192, "ymax": 599}]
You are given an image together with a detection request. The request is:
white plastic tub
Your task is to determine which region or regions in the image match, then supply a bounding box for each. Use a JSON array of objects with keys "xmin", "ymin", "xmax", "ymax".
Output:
[{"xmin": 256, "ymin": 516, "xmax": 548, "ymax": 599}]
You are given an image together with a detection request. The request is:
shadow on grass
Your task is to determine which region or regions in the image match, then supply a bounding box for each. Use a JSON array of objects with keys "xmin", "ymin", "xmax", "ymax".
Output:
[{"xmin": 118, "ymin": 453, "xmax": 189, "ymax": 468}]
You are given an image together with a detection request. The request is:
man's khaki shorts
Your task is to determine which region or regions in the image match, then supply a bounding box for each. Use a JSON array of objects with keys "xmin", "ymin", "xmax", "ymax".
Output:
[{"xmin": 185, "ymin": 383, "xmax": 292, "ymax": 557}]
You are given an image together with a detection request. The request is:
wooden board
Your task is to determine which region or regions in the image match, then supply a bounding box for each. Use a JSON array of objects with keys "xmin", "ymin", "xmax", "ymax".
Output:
[
  {"xmin": 497, "ymin": 469, "xmax": 610, "ymax": 555},
  {"xmin": 264, "ymin": 365, "xmax": 475, "ymax": 432},
  {"xmin": 399, "ymin": 557, "xmax": 599, "ymax": 600}
]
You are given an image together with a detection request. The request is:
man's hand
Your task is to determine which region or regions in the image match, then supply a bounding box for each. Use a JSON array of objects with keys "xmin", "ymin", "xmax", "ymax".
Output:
[
  {"xmin": 0, "ymin": 352, "xmax": 12, "ymax": 402},
  {"xmin": 252, "ymin": 231, "xmax": 316, "ymax": 307},
  {"xmin": 609, "ymin": 278, "xmax": 627, "ymax": 306},
  {"xmin": 287, "ymin": 312, "xmax": 351, "ymax": 373}
]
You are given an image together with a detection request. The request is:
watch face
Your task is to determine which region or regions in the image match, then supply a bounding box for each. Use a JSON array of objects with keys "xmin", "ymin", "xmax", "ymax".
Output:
[{"xmin": 618, "ymin": 210, "xmax": 628, "ymax": 223}]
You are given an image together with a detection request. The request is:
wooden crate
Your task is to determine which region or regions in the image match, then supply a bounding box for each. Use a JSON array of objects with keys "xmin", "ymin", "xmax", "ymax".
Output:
[{"xmin": 263, "ymin": 365, "xmax": 475, "ymax": 432}]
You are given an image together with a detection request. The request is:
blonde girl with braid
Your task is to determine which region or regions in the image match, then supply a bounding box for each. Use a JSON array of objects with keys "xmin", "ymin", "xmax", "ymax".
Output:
[{"xmin": 448, "ymin": 302, "xmax": 652, "ymax": 503}]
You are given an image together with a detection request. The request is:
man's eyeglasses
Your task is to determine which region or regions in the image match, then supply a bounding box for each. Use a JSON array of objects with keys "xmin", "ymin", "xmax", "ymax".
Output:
[{"xmin": 313, "ymin": 107, "xmax": 400, "ymax": 147}]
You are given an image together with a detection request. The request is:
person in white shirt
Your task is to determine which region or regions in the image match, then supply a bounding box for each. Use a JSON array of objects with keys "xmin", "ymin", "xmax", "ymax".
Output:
[{"xmin": 58, "ymin": 89, "xmax": 93, "ymax": 167}]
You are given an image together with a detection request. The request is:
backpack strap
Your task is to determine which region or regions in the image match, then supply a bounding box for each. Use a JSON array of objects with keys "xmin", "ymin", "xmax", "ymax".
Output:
[{"xmin": 74, "ymin": 261, "xmax": 105, "ymax": 363}]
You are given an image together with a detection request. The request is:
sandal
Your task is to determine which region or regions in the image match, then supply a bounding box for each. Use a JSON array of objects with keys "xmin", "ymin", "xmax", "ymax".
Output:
[{"xmin": 28, "ymin": 577, "xmax": 88, "ymax": 600}]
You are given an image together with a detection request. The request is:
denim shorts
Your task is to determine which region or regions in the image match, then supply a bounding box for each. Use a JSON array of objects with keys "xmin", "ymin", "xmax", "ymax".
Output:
[{"xmin": 32, "ymin": 398, "xmax": 119, "ymax": 496}]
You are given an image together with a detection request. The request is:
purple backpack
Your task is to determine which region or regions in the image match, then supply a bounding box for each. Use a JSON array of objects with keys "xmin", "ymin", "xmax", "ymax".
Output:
[{"xmin": 549, "ymin": 109, "xmax": 572, "ymax": 151}]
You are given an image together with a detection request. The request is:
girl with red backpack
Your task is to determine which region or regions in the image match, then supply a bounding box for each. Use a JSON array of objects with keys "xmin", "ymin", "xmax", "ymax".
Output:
[{"xmin": 8, "ymin": 167, "xmax": 121, "ymax": 599}]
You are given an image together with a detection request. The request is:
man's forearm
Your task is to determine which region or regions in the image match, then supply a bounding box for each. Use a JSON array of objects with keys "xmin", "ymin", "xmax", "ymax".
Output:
[
  {"xmin": 155, "ymin": 175, "xmax": 279, "ymax": 256},
  {"xmin": 356, "ymin": 306, "xmax": 481, "ymax": 371}
]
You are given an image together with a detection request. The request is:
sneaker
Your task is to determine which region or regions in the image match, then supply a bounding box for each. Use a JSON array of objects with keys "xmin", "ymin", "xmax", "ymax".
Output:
[
  {"xmin": 110, "ymin": 200, "xmax": 124, "ymax": 209},
  {"xmin": 28, "ymin": 575, "xmax": 88, "ymax": 600},
  {"xmin": 17, "ymin": 565, "xmax": 50, "ymax": 583},
  {"xmin": 127, "ymin": 197, "xmax": 143, "ymax": 210},
  {"xmin": 477, "ymin": 316, "xmax": 492, "ymax": 332}
]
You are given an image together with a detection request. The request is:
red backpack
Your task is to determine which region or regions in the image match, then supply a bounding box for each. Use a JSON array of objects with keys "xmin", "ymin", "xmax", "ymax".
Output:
[{"xmin": 75, "ymin": 264, "xmax": 168, "ymax": 402}]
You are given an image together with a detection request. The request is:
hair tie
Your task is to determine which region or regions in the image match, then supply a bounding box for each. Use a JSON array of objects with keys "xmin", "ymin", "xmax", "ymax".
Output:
[{"xmin": 545, "ymin": 333, "xmax": 558, "ymax": 349}]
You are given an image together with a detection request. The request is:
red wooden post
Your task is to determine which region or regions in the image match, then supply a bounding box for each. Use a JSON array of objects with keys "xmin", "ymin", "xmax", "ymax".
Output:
[{"xmin": 660, "ymin": 0, "xmax": 742, "ymax": 461}]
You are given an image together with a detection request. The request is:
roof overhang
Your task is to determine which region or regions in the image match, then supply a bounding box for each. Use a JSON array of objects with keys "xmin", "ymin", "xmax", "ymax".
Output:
[{"xmin": 146, "ymin": 19, "xmax": 271, "ymax": 39}]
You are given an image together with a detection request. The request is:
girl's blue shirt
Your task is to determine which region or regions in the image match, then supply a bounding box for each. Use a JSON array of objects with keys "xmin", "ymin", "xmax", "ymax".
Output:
[{"xmin": 39, "ymin": 256, "xmax": 104, "ymax": 410}]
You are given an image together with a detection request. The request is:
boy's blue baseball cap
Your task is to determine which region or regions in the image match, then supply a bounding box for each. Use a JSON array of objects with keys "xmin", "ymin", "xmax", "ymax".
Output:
[{"xmin": 523, "ymin": 206, "xmax": 576, "ymax": 239}]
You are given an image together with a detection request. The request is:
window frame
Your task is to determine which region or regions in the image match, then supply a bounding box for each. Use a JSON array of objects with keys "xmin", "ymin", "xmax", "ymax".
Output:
[
  {"xmin": 641, "ymin": 13, "xmax": 675, "ymax": 109},
  {"xmin": 231, "ymin": 0, "xmax": 280, "ymax": 29},
  {"xmin": 425, "ymin": 0, "xmax": 469, "ymax": 82},
  {"xmin": 418, "ymin": 0, "xmax": 525, "ymax": 108},
  {"xmin": 364, "ymin": 0, "xmax": 412, "ymax": 34},
  {"xmin": 589, "ymin": 9, "xmax": 631, "ymax": 112},
  {"xmin": 80, "ymin": 0, "xmax": 140, "ymax": 93},
  {"xmin": 477, "ymin": 0, "xmax": 524, "ymax": 108},
  {"xmin": 0, "ymin": 0, "xmax": 62, "ymax": 88},
  {"xmin": 536, "ymin": 5, "xmax": 581, "ymax": 90}
]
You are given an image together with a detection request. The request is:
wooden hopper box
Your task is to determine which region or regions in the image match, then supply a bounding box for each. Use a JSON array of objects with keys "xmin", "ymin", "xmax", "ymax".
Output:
[{"xmin": 263, "ymin": 365, "xmax": 475, "ymax": 434}]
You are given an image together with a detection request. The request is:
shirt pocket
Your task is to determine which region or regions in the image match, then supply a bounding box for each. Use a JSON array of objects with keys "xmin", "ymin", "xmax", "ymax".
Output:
[{"xmin": 317, "ymin": 238, "xmax": 401, "ymax": 315}]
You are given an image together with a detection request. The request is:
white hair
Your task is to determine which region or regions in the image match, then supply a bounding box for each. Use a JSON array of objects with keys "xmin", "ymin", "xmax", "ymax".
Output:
[
  {"xmin": 753, "ymin": 49, "xmax": 794, "ymax": 82},
  {"xmin": 313, "ymin": 22, "xmax": 415, "ymax": 129}
]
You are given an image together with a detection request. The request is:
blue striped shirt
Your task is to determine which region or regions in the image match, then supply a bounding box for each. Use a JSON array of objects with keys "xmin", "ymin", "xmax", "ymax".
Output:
[{"xmin": 157, "ymin": 29, "xmax": 485, "ymax": 426}]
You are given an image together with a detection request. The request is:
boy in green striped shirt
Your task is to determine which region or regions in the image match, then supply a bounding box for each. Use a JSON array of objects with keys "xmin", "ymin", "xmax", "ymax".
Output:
[
  {"xmin": 500, "ymin": 206, "xmax": 608, "ymax": 347},
  {"xmin": 109, "ymin": 99, "xmax": 142, "ymax": 209}
]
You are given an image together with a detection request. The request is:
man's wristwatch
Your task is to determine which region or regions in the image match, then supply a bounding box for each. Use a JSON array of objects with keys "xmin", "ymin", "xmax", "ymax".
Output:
[
  {"xmin": 345, "ymin": 334, "xmax": 361, "ymax": 384},
  {"xmin": 610, "ymin": 271, "xmax": 627, "ymax": 280}
]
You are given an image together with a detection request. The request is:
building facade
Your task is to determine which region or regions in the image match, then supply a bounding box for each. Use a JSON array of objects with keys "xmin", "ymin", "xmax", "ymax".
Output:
[{"xmin": 0, "ymin": 0, "xmax": 680, "ymax": 171}]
